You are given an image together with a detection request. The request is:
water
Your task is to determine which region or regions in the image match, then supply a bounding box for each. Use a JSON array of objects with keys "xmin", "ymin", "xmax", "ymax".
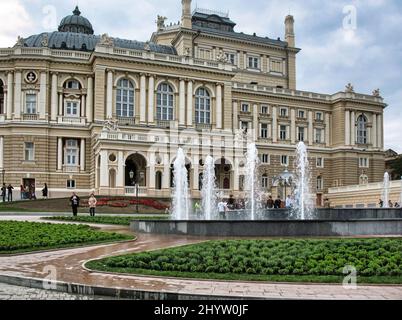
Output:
[
  {"xmin": 201, "ymin": 155, "xmax": 218, "ymax": 220},
  {"xmin": 171, "ymin": 148, "xmax": 190, "ymax": 220},
  {"xmin": 244, "ymin": 143, "xmax": 261, "ymax": 220},
  {"xmin": 293, "ymin": 142, "xmax": 314, "ymax": 219},
  {"xmin": 382, "ymin": 172, "xmax": 390, "ymax": 208}
]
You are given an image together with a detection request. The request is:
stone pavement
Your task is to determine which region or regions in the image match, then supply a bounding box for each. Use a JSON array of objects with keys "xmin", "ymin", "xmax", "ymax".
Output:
[
  {"xmin": 0, "ymin": 282, "xmax": 114, "ymax": 300},
  {"xmin": 0, "ymin": 215, "xmax": 401, "ymax": 300}
]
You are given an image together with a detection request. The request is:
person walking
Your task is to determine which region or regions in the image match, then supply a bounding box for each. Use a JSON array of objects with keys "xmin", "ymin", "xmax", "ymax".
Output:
[
  {"xmin": 6, "ymin": 184, "xmax": 13, "ymax": 202},
  {"xmin": 42, "ymin": 183, "xmax": 48, "ymax": 199},
  {"xmin": 379, "ymin": 199, "xmax": 384, "ymax": 208},
  {"xmin": 274, "ymin": 196, "xmax": 282, "ymax": 209},
  {"xmin": 285, "ymin": 195, "xmax": 292, "ymax": 208},
  {"xmin": 217, "ymin": 199, "xmax": 227, "ymax": 219},
  {"xmin": 1, "ymin": 184, "xmax": 6, "ymax": 202},
  {"xmin": 266, "ymin": 196, "xmax": 274, "ymax": 209},
  {"xmin": 70, "ymin": 192, "xmax": 80, "ymax": 216},
  {"xmin": 30, "ymin": 183, "xmax": 37, "ymax": 200},
  {"xmin": 88, "ymin": 193, "xmax": 97, "ymax": 217},
  {"xmin": 20, "ymin": 185, "xmax": 25, "ymax": 200}
]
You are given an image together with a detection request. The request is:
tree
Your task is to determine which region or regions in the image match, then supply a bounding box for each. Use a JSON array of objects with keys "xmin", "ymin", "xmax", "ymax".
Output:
[{"xmin": 390, "ymin": 156, "xmax": 402, "ymax": 179}]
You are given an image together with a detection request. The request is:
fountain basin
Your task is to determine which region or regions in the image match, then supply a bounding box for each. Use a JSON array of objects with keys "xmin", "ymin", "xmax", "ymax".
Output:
[{"xmin": 131, "ymin": 209, "xmax": 402, "ymax": 237}]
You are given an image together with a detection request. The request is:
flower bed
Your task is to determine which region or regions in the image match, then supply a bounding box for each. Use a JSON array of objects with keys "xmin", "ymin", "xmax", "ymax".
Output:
[{"xmin": 80, "ymin": 197, "xmax": 168, "ymax": 210}]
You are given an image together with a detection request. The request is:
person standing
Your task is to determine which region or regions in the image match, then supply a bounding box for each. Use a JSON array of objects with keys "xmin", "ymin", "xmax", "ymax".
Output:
[
  {"xmin": 1, "ymin": 184, "xmax": 6, "ymax": 202},
  {"xmin": 379, "ymin": 199, "xmax": 384, "ymax": 208},
  {"xmin": 20, "ymin": 185, "xmax": 25, "ymax": 200},
  {"xmin": 7, "ymin": 184, "xmax": 14, "ymax": 202},
  {"xmin": 42, "ymin": 183, "xmax": 48, "ymax": 199},
  {"xmin": 217, "ymin": 199, "xmax": 227, "ymax": 219},
  {"xmin": 285, "ymin": 195, "xmax": 292, "ymax": 208},
  {"xmin": 266, "ymin": 196, "xmax": 274, "ymax": 209},
  {"xmin": 88, "ymin": 193, "xmax": 97, "ymax": 217},
  {"xmin": 274, "ymin": 196, "xmax": 282, "ymax": 209},
  {"xmin": 70, "ymin": 192, "xmax": 80, "ymax": 216}
]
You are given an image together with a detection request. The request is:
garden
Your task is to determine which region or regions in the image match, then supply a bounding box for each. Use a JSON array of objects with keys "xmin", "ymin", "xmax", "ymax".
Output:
[
  {"xmin": 43, "ymin": 215, "xmax": 168, "ymax": 226},
  {"xmin": 0, "ymin": 221, "xmax": 133, "ymax": 254},
  {"xmin": 86, "ymin": 238, "xmax": 402, "ymax": 284}
]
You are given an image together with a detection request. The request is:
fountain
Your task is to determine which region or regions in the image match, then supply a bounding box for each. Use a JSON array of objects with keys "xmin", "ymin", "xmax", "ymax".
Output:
[
  {"xmin": 244, "ymin": 143, "xmax": 260, "ymax": 220},
  {"xmin": 293, "ymin": 142, "xmax": 314, "ymax": 219},
  {"xmin": 201, "ymin": 155, "xmax": 218, "ymax": 220},
  {"xmin": 171, "ymin": 148, "xmax": 190, "ymax": 220},
  {"xmin": 382, "ymin": 172, "xmax": 390, "ymax": 208}
]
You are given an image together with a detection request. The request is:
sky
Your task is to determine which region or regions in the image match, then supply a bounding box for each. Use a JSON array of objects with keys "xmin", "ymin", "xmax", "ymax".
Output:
[{"xmin": 0, "ymin": 0, "xmax": 401, "ymax": 152}]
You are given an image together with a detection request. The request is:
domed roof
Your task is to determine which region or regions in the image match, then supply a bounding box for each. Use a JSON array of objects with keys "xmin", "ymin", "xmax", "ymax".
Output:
[{"xmin": 58, "ymin": 6, "xmax": 94, "ymax": 35}]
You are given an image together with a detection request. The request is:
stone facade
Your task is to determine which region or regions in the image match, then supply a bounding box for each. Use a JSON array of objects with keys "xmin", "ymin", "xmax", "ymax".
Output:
[{"xmin": 0, "ymin": 1, "xmax": 387, "ymax": 203}]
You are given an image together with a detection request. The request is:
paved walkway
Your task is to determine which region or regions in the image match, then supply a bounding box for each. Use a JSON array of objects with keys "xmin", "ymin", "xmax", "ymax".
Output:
[{"xmin": 0, "ymin": 215, "xmax": 401, "ymax": 300}]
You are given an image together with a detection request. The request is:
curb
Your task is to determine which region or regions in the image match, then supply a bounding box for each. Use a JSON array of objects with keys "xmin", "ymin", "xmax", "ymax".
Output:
[{"xmin": 0, "ymin": 274, "xmax": 268, "ymax": 300}]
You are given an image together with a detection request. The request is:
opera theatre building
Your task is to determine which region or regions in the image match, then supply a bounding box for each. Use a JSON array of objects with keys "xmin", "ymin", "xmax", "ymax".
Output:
[{"xmin": 0, "ymin": 0, "xmax": 387, "ymax": 205}]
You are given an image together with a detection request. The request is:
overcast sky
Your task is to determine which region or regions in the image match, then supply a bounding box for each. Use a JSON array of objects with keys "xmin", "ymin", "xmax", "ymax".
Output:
[{"xmin": 1, "ymin": 0, "xmax": 401, "ymax": 152}]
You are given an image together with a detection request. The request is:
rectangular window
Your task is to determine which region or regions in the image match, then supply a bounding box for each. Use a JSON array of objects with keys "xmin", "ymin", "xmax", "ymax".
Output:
[
  {"xmin": 66, "ymin": 180, "xmax": 76, "ymax": 189},
  {"xmin": 262, "ymin": 175, "xmax": 269, "ymax": 189},
  {"xmin": 281, "ymin": 155, "xmax": 289, "ymax": 166},
  {"xmin": 260, "ymin": 105, "xmax": 269, "ymax": 114},
  {"xmin": 25, "ymin": 94, "xmax": 37, "ymax": 114},
  {"xmin": 248, "ymin": 56, "xmax": 260, "ymax": 69},
  {"xmin": 199, "ymin": 48, "xmax": 211, "ymax": 60},
  {"xmin": 260, "ymin": 123, "xmax": 268, "ymax": 139},
  {"xmin": 317, "ymin": 177, "xmax": 323, "ymax": 191},
  {"xmin": 65, "ymin": 139, "xmax": 78, "ymax": 166},
  {"xmin": 315, "ymin": 128, "xmax": 323, "ymax": 143},
  {"xmin": 241, "ymin": 103, "xmax": 249, "ymax": 113},
  {"xmin": 316, "ymin": 112, "xmax": 323, "ymax": 121},
  {"xmin": 359, "ymin": 157, "xmax": 369, "ymax": 168},
  {"xmin": 316, "ymin": 157, "xmax": 324, "ymax": 168},
  {"xmin": 270, "ymin": 59, "xmax": 283, "ymax": 73},
  {"xmin": 65, "ymin": 101, "xmax": 79, "ymax": 116},
  {"xmin": 298, "ymin": 110, "xmax": 305, "ymax": 119},
  {"xmin": 240, "ymin": 121, "xmax": 249, "ymax": 133},
  {"xmin": 24, "ymin": 142, "xmax": 34, "ymax": 161},
  {"xmin": 280, "ymin": 108, "xmax": 288, "ymax": 117},
  {"xmin": 298, "ymin": 127, "xmax": 305, "ymax": 142},
  {"xmin": 261, "ymin": 154, "xmax": 270, "ymax": 164},
  {"xmin": 280, "ymin": 125, "xmax": 287, "ymax": 140},
  {"xmin": 225, "ymin": 52, "xmax": 236, "ymax": 65}
]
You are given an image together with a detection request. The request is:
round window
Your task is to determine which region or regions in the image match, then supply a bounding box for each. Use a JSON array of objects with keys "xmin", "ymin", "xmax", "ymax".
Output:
[{"xmin": 109, "ymin": 154, "xmax": 117, "ymax": 162}]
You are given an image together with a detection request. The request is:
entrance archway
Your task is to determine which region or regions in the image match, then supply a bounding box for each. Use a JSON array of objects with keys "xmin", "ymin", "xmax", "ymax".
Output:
[
  {"xmin": 170, "ymin": 156, "xmax": 191, "ymax": 188},
  {"xmin": 215, "ymin": 157, "xmax": 232, "ymax": 190},
  {"xmin": 125, "ymin": 153, "xmax": 147, "ymax": 187}
]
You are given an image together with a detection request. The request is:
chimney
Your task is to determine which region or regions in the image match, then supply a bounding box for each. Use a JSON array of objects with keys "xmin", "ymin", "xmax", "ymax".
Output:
[
  {"xmin": 285, "ymin": 15, "xmax": 295, "ymax": 47},
  {"xmin": 181, "ymin": 0, "xmax": 192, "ymax": 29}
]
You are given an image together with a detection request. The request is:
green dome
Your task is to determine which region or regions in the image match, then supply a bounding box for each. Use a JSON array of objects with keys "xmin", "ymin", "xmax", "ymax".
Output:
[{"xmin": 58, "ymin": 6, "xmax": 94, "ymax": 35}]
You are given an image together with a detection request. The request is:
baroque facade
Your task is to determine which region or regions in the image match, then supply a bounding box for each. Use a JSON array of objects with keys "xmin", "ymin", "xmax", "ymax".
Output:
[{"xmin": 0, "ymin": 1, "xmax": 387, "ymax": 204}]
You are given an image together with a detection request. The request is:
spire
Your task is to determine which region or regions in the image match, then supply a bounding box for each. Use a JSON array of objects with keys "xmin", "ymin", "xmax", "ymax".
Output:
[
  {"xmin": 285, "ymin": 15, "xmax": 295, "ymax": 47},
  {"xmin": 73, "ymin": 6, "xmax": 81, "ymax": 16}
]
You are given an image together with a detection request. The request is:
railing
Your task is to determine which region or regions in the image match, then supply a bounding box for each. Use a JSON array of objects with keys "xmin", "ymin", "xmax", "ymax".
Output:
[
  {"xmin": 328, "ymin": 180, "xmax": 402, "ymax": 194},
  {"xmin": 117, "ymin": 116, "xmax": 136, "ymax": 126},
  {"xmin": 0, "ymin": 48, "xmax": 91, "ymax": 60},
  {"xmin": 156, "ymin": 120, "xmax": 178, "ymax": 129},
  {"xmin": 63, "ymin": 165, "xmax": 80, "ymax": 173},
  {"xmin": 125, "ymin": 186, "xmax": 147, "ymax": 196},
  {"xmin": 58, "ymin": 116, "xmax": 86, "ymax": 125},
  {"xmin": 22, "ymin": 113, "xmax": 39, "ymax": 121},
  {"xmin": 195, "ymin": 123, "xmax": 212, "ymax": 131}
]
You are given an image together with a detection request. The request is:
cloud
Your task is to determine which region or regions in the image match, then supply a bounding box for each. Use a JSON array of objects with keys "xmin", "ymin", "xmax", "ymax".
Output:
[{"xmin": 0, "ymin": 0, "xmax": 32, "ymax": 46}]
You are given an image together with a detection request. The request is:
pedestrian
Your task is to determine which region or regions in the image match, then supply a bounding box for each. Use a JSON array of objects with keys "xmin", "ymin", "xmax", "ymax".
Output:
[
  {"xmin": 1, "ymin": 183, "xmax": 6, "ymax": 202},
  {"xmin": 88, "ymin": 193, "xmax": 97, "ymax": 217},
  {"xmin": 227, "ymin": 195, "xmax": 235, "ymax": 210},
  {"xmin": 394, "ymin": 202, "xmax": 400, "ymax": 208},
  {"xmin": 30, "ymin": 184, "xmax": 36, "ymax": 200},
  {"xmin": 388, "ymin": 200, "xmax": 393, "ymax": 208},
  {"xmin": 20, "ymin": 185, "xmax": 25, "ymax": 200},
  {"xmin": 285, "ymin": 195, "xmax": 292, "ymax": 208},
  {"xmin": 194, "ymin": 201, "xmax": 201, "ymax": 215},
  {"xmin": 6, "ymin": 184, "xmax": 13, "ymax": 202},
  {"xmin": 266, "ymin": 195, "xmax": 274, "ymax": 209},
  {"xmin": 379, "ymin": 199, "xmax": 384, "ymax": 208},
  {"xmin": 217, "ymin": 199, "xmax": 227, "ymax": 219},
  {"xmin": 70, "ymin": 192, "xmax": 80, "ymax": 216},
  {"xmin": 274, "ymin": 196, "xmax": 282, "ymax": 209},
  {"xmin": 42, "ymin": 183, "xmax": 48, "ymax": 199}
]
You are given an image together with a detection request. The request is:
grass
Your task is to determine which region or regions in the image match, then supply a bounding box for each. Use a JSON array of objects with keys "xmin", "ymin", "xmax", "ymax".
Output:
[
  {"xmin": 43, "ymin": 215, "xmax": 169, "ymax": 226},
  {"xmin": 86, "ymin": 238, "xmax": 402, "ymax": 284},
  {"xmin": 0, "ymin": 220, "xmax": 134, "ymax": 254}
]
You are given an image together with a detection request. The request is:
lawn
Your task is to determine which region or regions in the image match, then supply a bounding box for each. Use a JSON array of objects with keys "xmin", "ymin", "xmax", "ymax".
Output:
[
  {"xmin": 43, "ymin": 215, "xmax": 169, "ymax": 226},
  {"xmin": 86, "ymin": 238, "xmax": 402, "ymax": 284},
  {"xmin": 0, "ymin": 221, "xmax": 133, "ymax": 254}
]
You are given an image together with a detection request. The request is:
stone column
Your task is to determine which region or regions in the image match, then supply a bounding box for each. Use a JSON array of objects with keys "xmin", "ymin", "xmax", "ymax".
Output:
[
  {"xmin": 117, "ymin": 151, "xmax": 125, "ymax": 188},
  {"xmin": 233, "ymin": 101, "xmax": 238, "ymax": 130},
  {"xmin": 345, "ymin": 110, "xmax": 350, "ymax": 146},
  {"xmin": 39, "ymin": 72, "xmax": 47, "ymax": 120},
  {"xmin": 290, "ymin": 109, "xmax": 296, "ymax": 144},
  {"xmin": 139, "ymin": 74, "xmax": 146, "ymax": 123},
  {"xmin": 272, "ymin": 106, "xmax": 277, "ymax": 143},
  {"xmin": 372, "ymin": 113, "xmax": 377, "ymax": 148},
  {"xmin": 81, "ymin": 95, "xmax": 86, "ymax": 118},
  {"xmin": 57, "ymin": 138, "xmax": 63, "ymax": 171},
  {"xmin": 86, "ymin": 76, "xmax": 93, "ymax": 122},
  {"xmin": 186, "ymin": 80, "xmax": 193, "ymax": 126},
  {"xmin": 80, "ymin": 139, "xmax": 85, "ymax": 171},
  {"xmin": 106, "ymin": 70, "xmax": 113, "ymax": 119},
  {"xmin": 350, "ymin": 111, "xmax": 356, "ymax": 146},
  {"xmin": 162, "ymin": 153, "xmax": 170, "ymax": 189},
  {"xmin": 149, "ymin": 152, "xmax": 156, "ymax": 189},
  {"xmin": 253, "ymin": 104, "xmax": 259, "ymax": 141},
  {"xmin": 58, "ymin": 93, "xmax": 63, "ymax": 116},
  {"xmin": 6, "ymin": 72, "xmax": 13, "ymax": 120},
  {"xmin": 216, "ymin": 84, "xmax": 222, "ymax": 129},
  {"xmin": 308, "ymin": 111, "xmax": 313, "ymax": 145},
  {"xmin": 179, "ymin": 79, "xmax": 186, "ymax": 126},
  {"xmin": 0, "ymin": 136, "xmax": 3, "ymax": 169},
  {"xmin": 148, "ymin": 75, "xmax": 155, "ymax": 123},
  {"xmin": 325, "ymin": 113, "xmax": 330, "ymax": 147},
  {"xmin": 50, "ymin": 73, "xmax": 58, "ymax": 121},
  {"xmin": 377, "ymin": 114, "xmax": 383, "ymax": 149},
  {"xmin": 99, "ymin": 150, "xmax": 109, "ymax": 187},
  {"xmin": 13, "ymin": 71, "xmax": 22, "ymax": 119}
]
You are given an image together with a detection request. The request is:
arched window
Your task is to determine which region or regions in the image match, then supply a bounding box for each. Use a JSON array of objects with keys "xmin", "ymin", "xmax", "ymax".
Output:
[
  {"xmin": 156, "ymin": 83, "xmax": 174, "ymax": 120},
  {"xmin": 195, "ymin": 87, "xmax": 211, "ymax": 124},
  {"xmin": 357, "ymin": 115, "xmax": 368, "ymax": 144},
  {"xmin": 116, "ymin": 79, "xmax": 135, "ymax": 118},
  {"xmin": 64, "ymin": 80, "xmax": 81, "ymax": 90},
  {"xmin": 0, "ymin": 79, "xmax": 4, "ymax": 114}
]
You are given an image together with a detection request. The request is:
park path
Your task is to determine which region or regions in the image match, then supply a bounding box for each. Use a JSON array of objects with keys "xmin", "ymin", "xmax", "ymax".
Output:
[{"xmin": 0, "ymin": 215, "xmax": 401, "ymax": 300}]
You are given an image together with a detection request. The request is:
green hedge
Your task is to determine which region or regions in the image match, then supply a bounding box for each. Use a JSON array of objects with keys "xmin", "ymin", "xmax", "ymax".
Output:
[
  {"xmin": 43, "ymin": 216, "xmax": 168, "ymax": 225},
  {"xmin": 86, "ymin": 238, "xmax": 402, "ymax": 284},
  {"xmin": 0, "ymin": 221, "xmax": 133, "ymax": 254}
]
